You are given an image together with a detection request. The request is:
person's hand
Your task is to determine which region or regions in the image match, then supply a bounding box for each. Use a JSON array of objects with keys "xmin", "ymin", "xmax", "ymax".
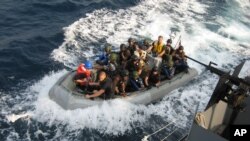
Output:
[
  {"xmin": 103, "ymin": 66, "xmax": 108, "ymax": 70},
  {"xmin": 120, "ymin": 93, "xmax": 127, "ymax": 97},
  {"xmin": 85, "ymin": 94, "xmax": 91, "ymax": 99},
  {"xmin": 75, "ymin": 80, "xmax": 82, "ymax": 83}
]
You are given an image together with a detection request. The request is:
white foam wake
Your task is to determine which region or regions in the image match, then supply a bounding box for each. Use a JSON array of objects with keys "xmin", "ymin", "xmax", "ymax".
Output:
[
  {"xmin": 51, "ymin": 0, "xmax": 210, "ymax": 68},
  {"xmin": 235, "ymin": 0, "xmax": 250, "ymax": 9},
  {"xmin": 6, "ymin": 113, "xmax": 32, "ymax": 123}
]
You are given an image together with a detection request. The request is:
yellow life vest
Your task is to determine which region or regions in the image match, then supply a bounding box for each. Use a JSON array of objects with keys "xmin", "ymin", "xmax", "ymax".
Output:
[{"xmin": 153, "ymin": 41, "xmax": 165, "ymax": 54}]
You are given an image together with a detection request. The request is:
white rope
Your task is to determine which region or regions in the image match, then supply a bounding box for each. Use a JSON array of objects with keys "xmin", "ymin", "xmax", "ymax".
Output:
[
  {"xmin": 142, "ymin": 101, "xmax": 201, "ymax": 141},
  {"xmin": 160, "ymin": 127, "xmax": 179, "ymax": 141},
  {"xmin": 141, "ymin": 120, "xmax": 175, "ymax": 141}
]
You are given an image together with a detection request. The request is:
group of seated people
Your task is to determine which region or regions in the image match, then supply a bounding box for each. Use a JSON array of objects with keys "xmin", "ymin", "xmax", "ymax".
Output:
[{"xmin": 74, "ymin": 35, "xmax": 189, "ymax": 100}]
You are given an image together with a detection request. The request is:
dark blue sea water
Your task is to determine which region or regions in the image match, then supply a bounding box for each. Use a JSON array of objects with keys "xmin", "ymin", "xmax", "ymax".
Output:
[
  {"xmin": 0, "ymin": 0, "xmax": 139, "ymax": 91},
  {"xmin": 0, "ymin": 0, "xmax": 250, "ymax": 141}
]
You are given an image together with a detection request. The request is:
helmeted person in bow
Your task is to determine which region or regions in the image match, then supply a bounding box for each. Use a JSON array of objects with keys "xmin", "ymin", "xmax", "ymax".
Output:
[
  {"xmin": 95, "ymin": 52, "xmax": 119, "ymax": 78},
  {"xmin": 96, "ymin": 43, "xmax": 112, "ymax": 66},
  {"xmin": 119, "ymin": 43, "xmax": 131, "ymax": 69},
  {"xmin": 127, "ymin": 38, "xmax": 138, "ymax": 55},
  {"xmin": 140, "ymin": 39, "xmax": 153, "ymax": 52}
]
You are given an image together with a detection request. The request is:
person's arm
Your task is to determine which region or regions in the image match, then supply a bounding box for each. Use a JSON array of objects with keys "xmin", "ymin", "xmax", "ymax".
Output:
[
  {"xmin": 144, "ymin": 76, "xmax": 149, "ymax": 87},
  {"xmin": 85, "ymin": 89, "xmax": 105, "ymax": 98},
  {"xmin": 130, "ymin": 79, "xmax": 140, "ymax": 91},
  {"xmin": 158, "ymin": 50, "xmax": 165, "ymax": 57},
  {"xmin": 88, "ymin": 82, "xmax": 100, "ymax": 86},
  {"xmin": 155, "ymin": 75, "xmax": 161, "ymax": 87},
  {"xmin": 93, "ymin": 64, "xmax": 105, "ymax": 70},
  {"xmin": 121, "ymin": 52, "xmax": 126, "ymax": 60},
  {"xmin": 158, "ymin": 45, "xmax": 166, "ymax": 57},
  {"xmin": 146, "ymin": 42, "xmax": 155, "ymax": 53},
  {"xmin": 181, "ymin": 52, "xmax": 187, "ymax": 61},
  {"xmin": 138, "ymin": 69, "xmax": 142, "ymax": 75},
  {"xmin": 146, "ymin": 46, "xmax": 153, "ymax": 53},
  {"xmin": 121, "ymin": 83, "xmax": 126, "ymax": 93},
  {"xmin": 155, "ymin": 81, "xmax": 160, "ymax": 87},
  {"xmin": 174, "ymin": 52, "xmax": 182, "ymax": 60},
  {"xmin": 115, "ymin": 86, "xmax": 119, "ymax": 94},
  {"xmin": 146, "ymin": 45, "xmax": 152, "ymax": 53}
]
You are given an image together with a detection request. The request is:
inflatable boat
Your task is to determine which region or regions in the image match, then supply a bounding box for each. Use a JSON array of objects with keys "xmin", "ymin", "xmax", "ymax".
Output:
[
  {"xmin": 49, "ymin": 67, "xmax": 198, "ymax": 110},
  {"xmin": 49, "ymin": 33, "xmax": 198, "ymax": 110}
]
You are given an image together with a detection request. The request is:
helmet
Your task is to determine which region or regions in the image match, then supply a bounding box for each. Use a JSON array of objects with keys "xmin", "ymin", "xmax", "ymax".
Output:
[
  {"xmin": 84, "ymin": 60, "xmax": 92, "ymax": 69},
  {"xmin": 152, "ymin": 66, "xmax": 158, "ymax": 72},
  {"xmin": 132, "ymin": 71, "xmax": 139, "ymax": 79},
  {"xmin": 143, "ymin": 39, "xmax": 151, "ymax": 45},
  {"xmin": 167, "ymin": 39, "xmax": 172, "ymax": 44},
  {"xmin": 120, "ymin": 44, "xmax": 127, "ymax": 51},
  {"xmin": 109, "ymin": 53, "xmax": 117, "ymax": 62},
  {"xmin": 179, "ymin": 45, "xmax": 184, "ymax": 50},
  {"xmin": 131, "ymin": 55, "xmax": 139, "ymax": 61},
  {"xmin": 128, "ymin": 38, "xmax": 135, "ymax": 43},
  {"xmin": 104, "ymin": 43, "xmax": 112, "ymax": 53},
  {"xmin": 121, "ymin": 70, "xmax": 129, "ymax": 77}
]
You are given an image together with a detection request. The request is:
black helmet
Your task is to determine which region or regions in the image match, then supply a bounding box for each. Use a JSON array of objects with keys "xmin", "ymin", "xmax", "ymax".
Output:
[
  {"xmin": 152, "ymin": 66, "xmax": 158, "ymax": 72},
  {"xmin": 120, "ymin": 44, "xmax": 127, "ymax": 51},
  {"xmin": 179, "ymin": 45, "xmax": 184, "ymax": 50},
  {"xmin": 121, "ymin": 70, "xmax": 129, "ymax": 77},
  {"xmin": 167, "ymin": 39, "xmax": 172, "ymax": 44},
  {"xmin": 131, "ymin": 55, "xmax": 139, "ymax": 61},
  {"xmin": 128, "ymin": 38, "xmax": 135, "ymax": 43}
]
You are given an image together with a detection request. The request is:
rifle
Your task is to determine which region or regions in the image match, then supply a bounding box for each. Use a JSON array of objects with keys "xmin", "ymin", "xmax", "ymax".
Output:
[{"xmin": 174, "ymin": 35, "xmax": 182, "ymax": 50}]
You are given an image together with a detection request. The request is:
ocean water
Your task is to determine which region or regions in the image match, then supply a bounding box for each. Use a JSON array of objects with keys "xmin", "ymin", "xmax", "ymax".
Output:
[{"xmin": 0, "ymin": 0, "xmax": 250, "ymax": 141}]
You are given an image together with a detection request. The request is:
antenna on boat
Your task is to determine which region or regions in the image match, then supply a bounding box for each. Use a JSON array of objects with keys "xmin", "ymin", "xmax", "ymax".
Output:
[
  {"xmin": 169, "ymin": 31, "xmax": 181, "ymax": 49},
  {"xmin": 169, "ymin": 31, "xmax": 176, "ymax": 40},
  {"xmin": 174, "ymin": 35, "xmax": 181, "ymax": 50}
]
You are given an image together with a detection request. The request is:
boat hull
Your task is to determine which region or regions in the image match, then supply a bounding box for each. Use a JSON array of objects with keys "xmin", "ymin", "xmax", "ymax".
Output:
[{"xmin": 49, "ymin": 68, "xmax": 198, "ymax": 110}]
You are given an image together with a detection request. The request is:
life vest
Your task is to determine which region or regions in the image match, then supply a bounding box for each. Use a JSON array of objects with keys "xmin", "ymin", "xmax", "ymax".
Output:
[
  {"xmin": 153, "ymin": 41, "xmax": 165, "ymax": 54},
  {"xmin": 77, "ymin": 64, "xmax": 91, "ymax": 77}
]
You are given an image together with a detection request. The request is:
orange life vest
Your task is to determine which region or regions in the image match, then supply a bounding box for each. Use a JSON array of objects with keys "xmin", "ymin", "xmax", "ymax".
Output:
[{"xmin": 77, "ymin": 64, "xmax": 91, "ymax": 77}]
